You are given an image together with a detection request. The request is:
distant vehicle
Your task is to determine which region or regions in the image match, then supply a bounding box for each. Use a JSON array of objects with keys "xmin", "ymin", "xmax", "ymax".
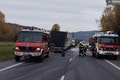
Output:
[
  {"xmin": 14, "ymin": 27, "xmax": 50, "ymax": 62},
  {"xmin": 50, "ymin": 31, "xmax": 67, "ymax": 53},
  {"xmin": 72, "ymin": 39, "xmax": 76, "ymax": 47},
  {"xmin": 88, "ymin": 37, "xmax": 95, "ymax": 51},
  {"xmin": 90, "ymin": 31, "xmax": 120, "ymax": 59}
]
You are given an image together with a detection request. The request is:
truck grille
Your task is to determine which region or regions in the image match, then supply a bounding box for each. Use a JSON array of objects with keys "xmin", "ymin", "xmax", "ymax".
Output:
[
  {"xmin": 103, "ymin": 47, "xmax": 117, "ymax": 51},
  {"xmin": 19, "ymin": 47, "xmax": 37, "ymax": 51}
]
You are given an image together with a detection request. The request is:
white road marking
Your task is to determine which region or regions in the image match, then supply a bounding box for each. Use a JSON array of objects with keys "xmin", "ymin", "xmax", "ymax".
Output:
[
  {"xmin": 105, "ymin": 60, "xmax": 120, "ymax": 71},
  {"xmin": 0, "ymin": 62, "xmax": 24, "ymax": 72},
  {"xmin": 60, "ymin": 75, "xmax": 65, "ymax": 80},
  {"xmin": 69, "ymin": 58, "xmax": 72, "ymax": 62}
]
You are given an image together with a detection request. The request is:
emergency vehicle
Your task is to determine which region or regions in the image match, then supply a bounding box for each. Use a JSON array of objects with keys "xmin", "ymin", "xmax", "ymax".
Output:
[
  {"xmin": 14, "ymin": 27, "xmax": 50, "ymax": 62},
  {"xmin": 91, "ymin": 31, "xmax": 119, "ymax": 59}
]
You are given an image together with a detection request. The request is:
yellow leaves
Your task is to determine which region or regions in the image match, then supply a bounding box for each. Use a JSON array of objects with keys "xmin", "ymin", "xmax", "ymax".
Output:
[
  {"xmin": 0, "ymin": 11, "xmax": 5, "ymax": 22},
  {"xmin": 100, "ymin": 5, "xmax": 120, "ymax": 35},
  {"xmin": 0, "ymin": 11, "xmax": 14, "ymax": 41},
  {"xmin": 51, "ymin": 24, "xmax": 60, "ymax": 32}
]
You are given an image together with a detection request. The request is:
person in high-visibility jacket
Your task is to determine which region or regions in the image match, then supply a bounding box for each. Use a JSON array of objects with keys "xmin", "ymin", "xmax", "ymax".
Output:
[{"xmin": 79, "ymin": 42, "xmax": 84, "ymax": 57}]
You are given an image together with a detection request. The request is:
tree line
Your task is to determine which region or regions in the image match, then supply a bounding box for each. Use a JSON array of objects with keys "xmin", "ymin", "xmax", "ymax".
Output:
[
  {"xmin": 0, "ymin": 11, "xmax": 18, "ymax": 42},
  {"xmin": 100, "ymin": 5, "xmax": 120, "ymax": 35},
  {"xmin": 0, "ymin": 10, "xmax": 61, "ymax": 42}
]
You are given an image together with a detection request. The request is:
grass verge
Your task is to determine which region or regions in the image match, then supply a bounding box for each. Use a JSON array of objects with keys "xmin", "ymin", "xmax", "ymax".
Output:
[{"xmin": 0, "ymin": 42, "xmax": 15, "ymax": 61}]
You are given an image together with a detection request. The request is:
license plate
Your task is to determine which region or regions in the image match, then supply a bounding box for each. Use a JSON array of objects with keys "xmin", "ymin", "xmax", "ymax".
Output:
[{"xmin": 23, "ymin": 52, "xmax": 31, "ymax": 56}]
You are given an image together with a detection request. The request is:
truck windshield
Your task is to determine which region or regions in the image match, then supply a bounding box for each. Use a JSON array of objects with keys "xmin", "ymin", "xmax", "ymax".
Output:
[
  {"xmin": 18, "ymin": 32, "xmax": 42, "ymax": 43},
  {"xmin": 98, "ymin": 37, "xmax": 119, "ymax": 45}
]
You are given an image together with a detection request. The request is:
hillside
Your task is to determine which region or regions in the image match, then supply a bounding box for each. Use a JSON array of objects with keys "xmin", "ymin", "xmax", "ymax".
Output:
[
  {"xmin": 7, "ymin": 23, "xmax": 98, "ymax": 42},
  {"xmin": 74, "ymin": 31, "xmax": 98, "ymax": 42},
  {"xmin": 7, "ymin": 23, "xmax": 41, "ymax": 33}
]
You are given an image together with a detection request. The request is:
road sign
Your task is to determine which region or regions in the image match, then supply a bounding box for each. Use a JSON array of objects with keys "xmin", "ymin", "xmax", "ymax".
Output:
[{"xmin": 106, "ymin": 0, "xmax": 120, "ymax": 5}]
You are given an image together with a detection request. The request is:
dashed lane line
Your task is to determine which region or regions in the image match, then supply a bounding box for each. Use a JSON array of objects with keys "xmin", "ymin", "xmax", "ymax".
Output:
[
  {"xmin": 69, "ymin": 58, "xmax": 73, "ymax": 62},
  {"xmin": 0, "ymin": 62, "xmax": 24, "ymax": 72},
  {"xmin": 60, "ymin": 75, "xmax": 65, "ymax": 80},
  {"xmin": 105, "ymin": 60, "xmax": 120, "ymax": 71}
]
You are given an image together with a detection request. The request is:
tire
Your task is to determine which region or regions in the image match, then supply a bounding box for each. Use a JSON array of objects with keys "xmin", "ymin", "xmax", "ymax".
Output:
[
  {"xmin": 96, "ymin": 53, "xmax": 101, "ymax": 59},
  {"xmin": 15, "ymin": 56, "xmax": 21, "ymax": 62},
  {"xmin": 92, "ymin": 53, "xmax": 96, "ymax": 57},
  {"xmin": 37, "ymin": 52, "xmax": 44, "ymax": 62},
  {"xmin": 36, "ymin": 56, "xmax": 43, "ymax": 62},
  {"xmin": 45, "ymin": 52, "xmax": 49, "ymax": 58},
  {"xmin": 113, "ymin": 56, "xmax": 118, "ymax": 60}
]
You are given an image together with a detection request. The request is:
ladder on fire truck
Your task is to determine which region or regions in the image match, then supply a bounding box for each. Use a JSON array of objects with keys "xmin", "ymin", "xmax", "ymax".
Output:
[{"xmin": 21, "ymin": 27, "xmax": 49, "ymax": 34}]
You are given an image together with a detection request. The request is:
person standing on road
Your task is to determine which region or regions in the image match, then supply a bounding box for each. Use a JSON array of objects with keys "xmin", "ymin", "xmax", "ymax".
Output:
[
  {"xmin": 83, "ymin": 46, "xmax": 87, "ymax": 56},
  {"xmin": 61, "ymin": 49, "xmax": 65, "ymax": 57},
  {"xmin": 79, "ymin": 42, "xmax": 84, "ymax": 57}
]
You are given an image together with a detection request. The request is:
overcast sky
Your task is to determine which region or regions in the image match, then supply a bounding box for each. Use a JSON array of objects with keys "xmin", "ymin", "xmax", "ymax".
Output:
[{"xmin": 0, "ymin": 0, "xmax": 106, "ymax": 32}]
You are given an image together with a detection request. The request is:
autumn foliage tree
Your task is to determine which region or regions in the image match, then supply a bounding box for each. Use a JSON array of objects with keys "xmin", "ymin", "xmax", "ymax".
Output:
[
  {"xmin": 51, "ymin": 24, "xmax": 60, "ymax": 32},
  {"xmin": 0, "ymin": 11, "xmax": 14, "ymax": 41},
  {"xmin": 100, "ymin": 5, "xmax": 120, "ymax": 35}
]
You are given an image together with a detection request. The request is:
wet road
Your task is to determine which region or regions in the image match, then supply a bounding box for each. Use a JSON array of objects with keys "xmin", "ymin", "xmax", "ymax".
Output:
[{"xmin": 0, "ymin": 47, "xmax": 120, "ymax": 80}]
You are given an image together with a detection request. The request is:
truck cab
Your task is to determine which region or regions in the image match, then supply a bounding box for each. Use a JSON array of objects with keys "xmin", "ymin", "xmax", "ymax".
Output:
[
  {"xmin": 92, "ymin": 31, "xmax": 120, "ymax": 59},
  {"xmin": 14, "ymin": 28, "xmax": 50, "ymax": 62}
]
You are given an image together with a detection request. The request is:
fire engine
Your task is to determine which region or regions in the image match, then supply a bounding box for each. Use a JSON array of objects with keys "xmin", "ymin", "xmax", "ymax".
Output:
[
  {"xmin": 14, "ymin": 27, "xmax": 50, "ymax": 62},
  {"xmin": 90, "ymin": 31, "xmax": 120, "ymax": 59}
]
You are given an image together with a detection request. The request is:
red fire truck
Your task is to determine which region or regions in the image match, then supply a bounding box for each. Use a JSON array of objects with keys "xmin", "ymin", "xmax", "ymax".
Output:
[
  {"xmin": 14, "ymin": 27, "xmax": 50, "ymax": 62},
  {"xmin": 90, "ymin": 31, "xmax": 120, "ymax": 59}
]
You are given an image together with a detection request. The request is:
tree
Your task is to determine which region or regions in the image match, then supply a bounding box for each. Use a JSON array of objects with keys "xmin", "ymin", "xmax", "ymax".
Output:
[
  {"xmin": 100, "ymin": 6, "xmax": 115, "ymax": 32},
  {"xmin": 100, "ymin": 5, "xmax": 120, "ymax": 35},
  {"xmin": 51, "ymin": 24, "xmax": 60, "ymax": 31},
  {"xmin": 113, "ymin": 5, "xmax": 120, "ymax": 35},
  {"xmin": 0, "ymin": 11, "xmax": 5, "ymax": 22},
  {"xmin": 0, "ymin": 11, "xmax": 14, "ymax": 41}
]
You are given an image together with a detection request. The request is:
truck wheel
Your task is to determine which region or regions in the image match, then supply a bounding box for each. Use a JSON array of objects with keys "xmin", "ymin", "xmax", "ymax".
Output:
[
  {"xmin": 45, "ymin": 52, "xmax": 49, "ymax": 58},
  {"xmin": 37, "ymin": 53, "xmax": 44, "ymax": 62},
  {"xmin": 38, "ymin": 56, "xmax": 43, "ymax": 62},
  {"xmin": 92, "ymin": 53, "xmax": 96, "ymax": 57},
  {"xmin": 113, "ymin": 56, "xmax": 118, "ymax": 60},
  {"xmin": 15, "ymin": 56, "xmax": 21, "ymax": 62},
  {"xmin": 96, "ymin": 54, "xmax": 101, "ymax": 59}
]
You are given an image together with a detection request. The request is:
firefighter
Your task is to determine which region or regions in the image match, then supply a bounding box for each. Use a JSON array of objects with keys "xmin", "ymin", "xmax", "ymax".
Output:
[
  {"xmin": 83, "ymin": 46, "xmax": 87, "ymax": 56},
  {"xmin": 79, "ymin": 42, "xmax": 84, "ymax": 57},
  {"xmin": 61, "ymin": 49, "xmax": 65, "ymax": 57}
]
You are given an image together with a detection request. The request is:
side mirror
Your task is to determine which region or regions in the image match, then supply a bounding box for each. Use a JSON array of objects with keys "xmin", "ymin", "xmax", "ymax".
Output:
[{"xmin": 15, "ymin": 35, "xmax": 17, "ymax": 42}]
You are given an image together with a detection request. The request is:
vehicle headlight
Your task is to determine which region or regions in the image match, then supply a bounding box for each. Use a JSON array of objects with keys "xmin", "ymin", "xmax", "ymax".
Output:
[
  {"xmin": 116, "ymin": 51, "xmax": 119, "ymax": 55},
  {"xmin": 36, "ymin": 48, "xmax": 40, "ymax": 51},
  {"xmin": 15, "ymin": 47, "xmax": 19, "ymax": 50},
  {"xmin": 99, "ymin": 50, "xmax": 103, "ymax": 54}
]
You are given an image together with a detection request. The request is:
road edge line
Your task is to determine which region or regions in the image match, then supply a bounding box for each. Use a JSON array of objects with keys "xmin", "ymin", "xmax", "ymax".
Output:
[
  {"xmin": 0, "ymin": 62, "xmax": 24, "ymax": 72},
  {"xmin": 105, "ymin": 60, "xmax": 120, "ymax": 71}
]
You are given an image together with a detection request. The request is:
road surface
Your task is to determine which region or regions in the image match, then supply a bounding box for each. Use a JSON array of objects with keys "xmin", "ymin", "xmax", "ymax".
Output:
[{"xmin": 0, "ymin": 47, "xmax": 120, "ymax": 80}]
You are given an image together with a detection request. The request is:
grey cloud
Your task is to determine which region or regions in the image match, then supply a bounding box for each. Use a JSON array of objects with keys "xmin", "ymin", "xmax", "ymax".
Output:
[{"xmin": 0, "ymin": 0, "xmax": 106, "ymax": 32}]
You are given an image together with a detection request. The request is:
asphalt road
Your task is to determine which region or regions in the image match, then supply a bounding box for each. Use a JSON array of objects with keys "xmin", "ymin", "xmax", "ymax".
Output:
[{"xmin": 0, "ymin": 47, "xmax": 120, "ymax": 80}]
